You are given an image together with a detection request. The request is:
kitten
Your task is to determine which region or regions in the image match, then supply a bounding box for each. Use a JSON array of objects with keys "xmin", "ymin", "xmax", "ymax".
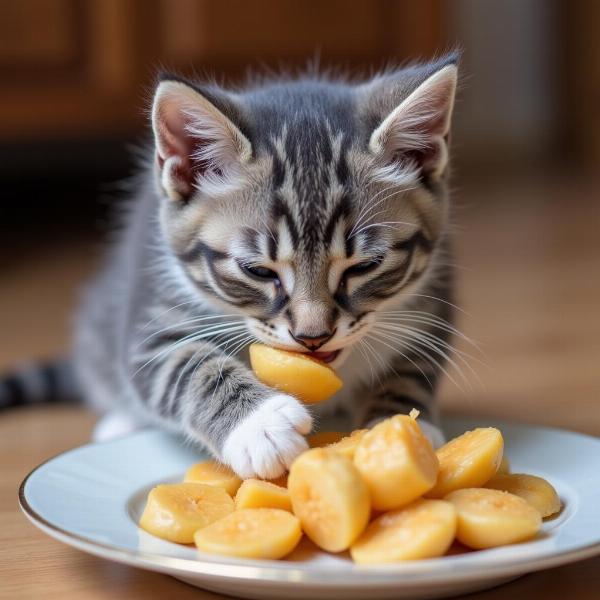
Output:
[{"xmin": 4, "ymin": 55, "xmax": 460, "ymax": 479}]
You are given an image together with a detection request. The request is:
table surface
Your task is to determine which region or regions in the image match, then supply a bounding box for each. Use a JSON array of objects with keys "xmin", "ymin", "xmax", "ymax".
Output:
[{"xmin": 2, "ymin": 175, "xmax": 600, "ymax": 599}]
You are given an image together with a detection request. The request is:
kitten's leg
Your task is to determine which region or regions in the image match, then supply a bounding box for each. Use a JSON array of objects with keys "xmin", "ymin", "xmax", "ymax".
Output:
[{"xmin": 128, "ymin": 340, "xmax": 312, "ymax": 478}]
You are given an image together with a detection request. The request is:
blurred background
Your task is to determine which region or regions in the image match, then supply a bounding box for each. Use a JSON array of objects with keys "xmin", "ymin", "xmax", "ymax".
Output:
[{"xmin": 0, "ymin": 0, "xmax": 599, "ymax": 432}]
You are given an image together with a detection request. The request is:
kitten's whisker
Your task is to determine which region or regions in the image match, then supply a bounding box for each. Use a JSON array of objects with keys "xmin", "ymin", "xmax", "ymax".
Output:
[
  {"xmin": 369, "ymin": 328, "xmax": 466, "ymax": 391},
  {"xmin": 360, "ymin": 338, "xmax": 385, "ymax": 388},
  {"xmin": 371, "ymin": 328, "xmax": 471, "ymax": 392},
  {"xmin": 364, "ymin": 333, "xmax": 435, "ymax": 391},
  {"xmin": 375, "ymin": 324, "xmax": 487, "ymax": 382},
  {"xmin": 183, "ymin": 333, "xmax": 251, "ymax": 404},
  {"xmin": 350, "ymin": 186, "xmax": 418, "ymax": 238},
  {"xmin": 139, "ymin": 300, "xmax": 200, "ymax": 331},
  {"xmin": 351, "ymin": 221, "xmax": 418, "ymax": 238},
  {"xmin": 136, "ymin": 315, "xmax": 245, "ymax": 348},
  {"xmin": 356, "ymin": 340, "xmax": 376, "ymax": 386},
  {"xmin": 402, "ymin": 293, "xmax": 470, "ymax": 316},
  {"xmin": 376, "ymin": 312, "xmax": 483, "ymax": 352},
  {"xmin": 132, "ymin": 324, "xmax": 247, "ymax": 377}
]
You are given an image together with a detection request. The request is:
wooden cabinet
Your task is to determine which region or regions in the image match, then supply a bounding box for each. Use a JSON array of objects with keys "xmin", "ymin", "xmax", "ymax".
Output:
[{"xmin": 0, "ymin": 0, "xmax": 447, "ymax": 140}]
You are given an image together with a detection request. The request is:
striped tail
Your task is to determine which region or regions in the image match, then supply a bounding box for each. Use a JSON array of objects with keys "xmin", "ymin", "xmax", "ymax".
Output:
[{"xmin": 0, "ymin": 359, "xmax": 79, "ymax": 410}]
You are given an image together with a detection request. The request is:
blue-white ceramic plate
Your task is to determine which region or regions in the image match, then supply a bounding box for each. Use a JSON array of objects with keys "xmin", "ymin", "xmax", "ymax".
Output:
[{"xmin": 19, "ymin": 417, "xmax": 600, "ymax": 600}]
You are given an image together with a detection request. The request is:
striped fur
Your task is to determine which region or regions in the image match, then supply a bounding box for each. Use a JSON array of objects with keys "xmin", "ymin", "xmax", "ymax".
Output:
[{"xmin": 4, "ymin": 55, "xmax": 462, "ymax": 478}]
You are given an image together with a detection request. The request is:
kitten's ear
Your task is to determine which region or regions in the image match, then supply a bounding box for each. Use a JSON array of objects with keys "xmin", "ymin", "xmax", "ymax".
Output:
[
  {"xmin": 151, "ymin": 78, "xmax": 252, "ymax": 201},
  {"xmin": 366, "ymin": 59, "xmax": 458, "ymax": 182}
]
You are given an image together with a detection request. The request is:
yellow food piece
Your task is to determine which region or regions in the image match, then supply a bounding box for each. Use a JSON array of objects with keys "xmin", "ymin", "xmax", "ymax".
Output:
[
  {"xmin": 327, "ymin": 429, "xmax": 368, "ymax": 459},
  {"xmin": 288, "ymin": 448, "xmax": 370, "ymax": 552},
  {"xmin": 353, "ymin": 415, "xmax": 439, "ymax": 510},
  {"xmin": 308, "ymin": 431, "xmax": 346, "ymax": 447},
  {"xmin": 350, "ymin": 499, "xmax": 457, "ymax": 564},
  {"xmin": 249, "ymin": 343, "xmax": 342, "ymax": 404},
  {"xmin": 485, "ymin": 473, "xmax": 561, "ymax": 518},
  {"xmin": 139, "ymin": 483, "xmax": 234, "ymax": 543},
  {"xmin": 497, "ymin": 455, "xmax": 511, "ymax": 475},
  {"xmin": 446, "ymin": 488, "xmax": 541, "ymax": 549},
  {"xmin": 426, "ymin": 428, "xmax": 504, "ymax": 499},
  {"xmin": 184, "ymin": 460, "xmax": 242, "ymax": 497},
  {"xmin": 235, "ymin": 478, "xmax": 292, "ymax": 512},
  {"xmin": 194, "ymin": 508, "xmax": 302, "ymax": 559}
]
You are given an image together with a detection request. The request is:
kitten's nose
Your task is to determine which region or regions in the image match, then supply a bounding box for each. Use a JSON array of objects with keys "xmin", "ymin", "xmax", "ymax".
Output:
[{"xmin": 290, "ymin": 330, "xmax": 334, "ymax": 351}]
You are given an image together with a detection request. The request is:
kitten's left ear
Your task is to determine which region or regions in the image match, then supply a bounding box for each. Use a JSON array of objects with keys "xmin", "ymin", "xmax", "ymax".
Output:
[
  {"xmin": 367, "ymin": 60, "xmax": 458, "ymax": 181},
  {"xmin": 151, "ymin": 77, "xmax": 252, "ymax": 201}
]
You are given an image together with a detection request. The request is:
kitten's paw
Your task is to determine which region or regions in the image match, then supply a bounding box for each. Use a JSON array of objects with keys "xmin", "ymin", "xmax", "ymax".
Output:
[{"xmin": 221, "ymin": 394, "xmax": 312, "ymax": 479}]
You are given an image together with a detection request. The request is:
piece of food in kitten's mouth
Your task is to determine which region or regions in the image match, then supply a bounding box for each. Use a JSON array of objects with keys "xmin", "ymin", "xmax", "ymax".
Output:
[{"xmin": 249, "ymin": 343, "xmax": 342, "ymax": 404}]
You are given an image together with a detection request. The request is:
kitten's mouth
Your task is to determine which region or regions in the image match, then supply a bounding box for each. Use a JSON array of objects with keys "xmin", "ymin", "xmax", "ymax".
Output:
[{"xmin": 308, "ymin": 349, "xmax": 341, "ymax": 363}]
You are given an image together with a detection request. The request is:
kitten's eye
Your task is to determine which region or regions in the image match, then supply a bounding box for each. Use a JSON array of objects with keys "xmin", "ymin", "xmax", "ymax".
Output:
[
  {"xmin": 241, "ymin": 264, "xmax": 280, "ymax": 282},
  {"xmin": 343, "ymin": 257, "xmax": 383, "ymax": 278}
]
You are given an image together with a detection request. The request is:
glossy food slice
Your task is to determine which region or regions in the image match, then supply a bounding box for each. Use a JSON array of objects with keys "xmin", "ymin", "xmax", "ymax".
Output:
[
  {"xmin": 354, "ymin": 415, "xmax": 439, "ymax": 510},
  {"xmin": 234, "ymin": 478, "xmax": 292, "ymax": 512},
  {"xmin": 485, "ymin": 473, "xmax": 561, "ymax": 518},
  {"xmin": 426, "ymin": 428, "xmax": 504, "ymax": 498},
  {"xmin": 350, "ymin": 499, "xmax": 457, "ymax": 564},
  {"xmin": 184, "ymin": 460, "xmax": 242, "ymax": 496},
  {"xmin": 140, "ymin": 483, "xmax": 234, "ymax": 543},
  {"xmin": 249, "ymin": 343, "xmax": 342, "ymax": 404},
  {"xmin": 446, "ymin": 487, "xmax": 541, "ymax": 549},
  {"xmin": 327, "ymin": 429, "xmax": 368, "ymax": 459},
  {"xmin": 194, "ymin": 508, "xmax": 302, "ymax": 559},
  {"xmin": 288, "ymin": 448, "xmax": 370, "ymax": 552}
]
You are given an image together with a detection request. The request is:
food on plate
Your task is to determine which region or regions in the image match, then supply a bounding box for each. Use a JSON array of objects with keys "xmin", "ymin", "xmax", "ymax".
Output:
[
  {"xmin": 194, "ymin": 508, "xmax": 302, "ymax": 559},
  {"xmin": 139, "ymin": 483, "xmax": 234, "ymax": 543},
  {"xmin": 426, "ymin": 428, "xmax": 504, "ymax": 498},
  {"xmin": 327, "ymin": 429, "xmax": 368, "ymax": 459},
  {"xmin": 354, "ymin": 414, "xmax": 439, "ymax": 510},
  {"xmin": 446, "ymin": 487, "xmax": 541, "ymax": 549},
  {"xmin": 485, "ymin": 473, "xmax": 561, "ymax": 518},
  {"xmin": 234, "ymin": 478, "xmax": 292, "ymax": 512},
  {"xmin": 350, "ymin": 499, "xmax": 457, "ymax": 564},
  {"xmin": 288, "ymin": 448, "xmax": 370, "ymax": 552},
  {"xmin": 140, "ymin": 415, "xmax": 556, "ymax": 564},
  {"xmin": 249, "ymin": 343, "xmax": 342, "ymax": 404},
  {"xmin": 184, "ymin": 460, "xmax": 242, "ymax": 497}
]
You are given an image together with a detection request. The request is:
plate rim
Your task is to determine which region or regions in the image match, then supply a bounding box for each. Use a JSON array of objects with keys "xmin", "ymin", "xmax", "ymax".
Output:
[{"xmin": 18, "ymin": 417, "xmax": 600, "ymax": 588}]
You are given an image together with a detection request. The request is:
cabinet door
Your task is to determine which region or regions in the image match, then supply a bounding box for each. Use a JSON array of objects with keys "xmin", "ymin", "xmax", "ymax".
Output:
[{"xmin": 0, "ymin": 0, "xmax": 143, "ymax": 139}]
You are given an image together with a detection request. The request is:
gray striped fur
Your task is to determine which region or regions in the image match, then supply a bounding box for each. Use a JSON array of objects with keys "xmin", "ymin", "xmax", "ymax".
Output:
[{"xmin": 8, "ymin": 55, "xmax": 462, "ymax": 477}]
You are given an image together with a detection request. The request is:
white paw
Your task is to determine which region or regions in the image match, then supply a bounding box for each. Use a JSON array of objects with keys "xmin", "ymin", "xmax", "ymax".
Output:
[
  {"xmin": 93, "ymin": 411, "xmax": 144, "ymax": 442},
  {"xmin": 221, "ymin": 394, "xmax": 312, "ymax": 479}
]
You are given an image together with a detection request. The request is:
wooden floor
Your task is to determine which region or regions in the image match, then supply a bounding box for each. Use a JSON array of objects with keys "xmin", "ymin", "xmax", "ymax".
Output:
[{"xmin": 1, "ymin": 171, "xmax": 600, "ymax": 599}]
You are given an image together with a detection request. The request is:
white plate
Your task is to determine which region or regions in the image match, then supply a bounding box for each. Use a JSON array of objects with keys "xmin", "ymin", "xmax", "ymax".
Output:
[{"xmin": 19, "ymin": 416, "xmax": 600, "ymax": 600}]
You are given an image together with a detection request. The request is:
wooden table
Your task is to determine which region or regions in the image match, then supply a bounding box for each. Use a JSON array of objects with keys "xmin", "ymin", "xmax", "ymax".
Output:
[{"xmin": 2, "ymin": 174, "xmax": 600, "ymax": 598}]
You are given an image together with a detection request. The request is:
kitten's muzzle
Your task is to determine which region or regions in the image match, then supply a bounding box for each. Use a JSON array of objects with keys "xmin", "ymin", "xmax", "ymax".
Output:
[{"xmin": 289, "ymin": 329, "xmax": 336, "ymax": 351}]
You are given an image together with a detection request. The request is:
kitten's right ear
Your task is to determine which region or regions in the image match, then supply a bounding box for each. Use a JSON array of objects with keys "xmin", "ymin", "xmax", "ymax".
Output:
[{"xmin": 151, "ymin": 78, "xmax": 252, "ymax": 201}]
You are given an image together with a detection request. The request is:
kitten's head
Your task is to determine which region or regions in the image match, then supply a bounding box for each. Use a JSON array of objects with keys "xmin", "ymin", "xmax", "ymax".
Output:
[{"xmin": 151, "ymin": 55, "xmax": 458, "ymax": 366}]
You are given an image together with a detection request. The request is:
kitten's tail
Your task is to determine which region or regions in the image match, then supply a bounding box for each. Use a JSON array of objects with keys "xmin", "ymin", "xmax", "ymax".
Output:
[{"xmin": 0, "ymin": 358, "xmax": 80, "ymax": 410}]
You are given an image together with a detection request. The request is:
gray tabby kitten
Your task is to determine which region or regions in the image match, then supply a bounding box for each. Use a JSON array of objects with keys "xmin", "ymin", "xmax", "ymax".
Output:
[{"xmin": 74, "ymin": 54, "xmax": 459, "ymax": 478}]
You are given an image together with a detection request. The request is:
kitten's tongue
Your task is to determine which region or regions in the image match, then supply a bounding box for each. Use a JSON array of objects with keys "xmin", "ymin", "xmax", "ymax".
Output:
[{"xmin": 309, "ymin": 349, "xmax": 340, "ymax": 364}]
